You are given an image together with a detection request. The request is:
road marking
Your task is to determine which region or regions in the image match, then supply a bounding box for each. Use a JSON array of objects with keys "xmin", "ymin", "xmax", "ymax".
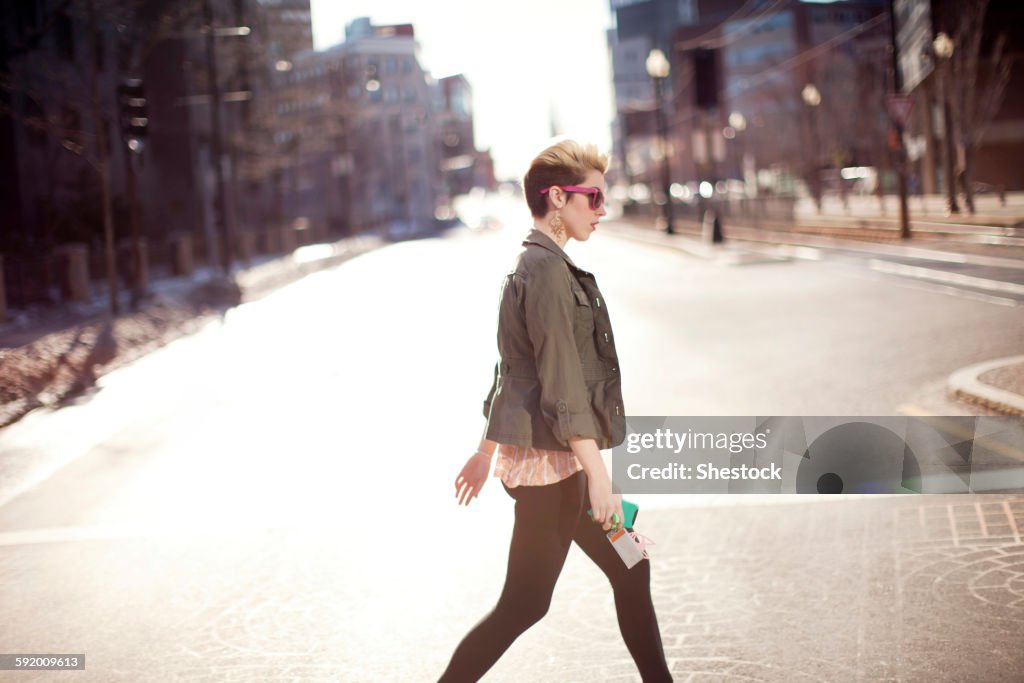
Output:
[
  {"xmin": 0, "ymin": 521, "xmax": 300, "ymax": 547},
  {"xmin": 868, "ymin": 259, "xmax": 1024, "ymax": 296},
  {"xmin": 851, "ymin": 266, "xmax": 1020, "ymax": 307}
]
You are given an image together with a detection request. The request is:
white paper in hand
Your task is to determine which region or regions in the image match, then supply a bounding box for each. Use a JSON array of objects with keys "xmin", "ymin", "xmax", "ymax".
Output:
[{"xmin": 606, "ymin": 528, "xmax": 645, "ymax": 568}]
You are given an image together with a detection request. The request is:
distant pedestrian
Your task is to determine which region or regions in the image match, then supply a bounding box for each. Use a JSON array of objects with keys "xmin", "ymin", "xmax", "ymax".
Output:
[{"xmin": 438, "ymin": 139, "xmax": 673, "ymax": 682}]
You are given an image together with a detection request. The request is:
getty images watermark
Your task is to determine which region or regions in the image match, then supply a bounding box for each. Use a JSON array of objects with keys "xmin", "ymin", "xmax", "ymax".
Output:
[{"xmin": 611, "ymin": 416, "xmax": 1024, "ymax": 495}]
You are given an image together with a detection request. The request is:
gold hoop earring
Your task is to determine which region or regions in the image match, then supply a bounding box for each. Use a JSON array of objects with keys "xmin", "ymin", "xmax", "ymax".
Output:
[{"xmin": 550, "ymin": 210, "xmax": 564, "ymax": 238}]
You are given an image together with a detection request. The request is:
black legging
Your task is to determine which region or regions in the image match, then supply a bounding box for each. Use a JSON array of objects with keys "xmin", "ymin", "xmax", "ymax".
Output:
[{"xmin": 438, "ymin": 470, "xmax": 673, "ymax": 682}]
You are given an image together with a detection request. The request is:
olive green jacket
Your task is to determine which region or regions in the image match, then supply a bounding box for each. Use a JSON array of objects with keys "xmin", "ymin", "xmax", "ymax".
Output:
[{"xmin": 482, "ymin": 228, "xmax": 625, "ymax": 450}]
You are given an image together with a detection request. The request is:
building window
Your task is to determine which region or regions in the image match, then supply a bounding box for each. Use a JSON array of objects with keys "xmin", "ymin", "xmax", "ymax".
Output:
[{"xmin": 403, "ymin": 86, "xmax": 416, "ymax": 103}]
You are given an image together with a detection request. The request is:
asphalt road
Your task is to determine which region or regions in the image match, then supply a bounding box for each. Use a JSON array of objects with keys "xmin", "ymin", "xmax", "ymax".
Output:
[{"xmin": 1, "ymin": 211, "xmax": 1022, "ymax": 681}]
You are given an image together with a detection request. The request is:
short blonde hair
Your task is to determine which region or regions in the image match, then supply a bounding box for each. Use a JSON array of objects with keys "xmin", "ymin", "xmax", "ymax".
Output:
[{"xmin": 523, "ymin": 139, "xmax": 609, "ymax": 218}]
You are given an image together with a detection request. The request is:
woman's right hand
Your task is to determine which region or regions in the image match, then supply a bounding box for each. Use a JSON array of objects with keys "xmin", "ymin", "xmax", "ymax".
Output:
[
  {"xmin": 588, "ymin": 474, "xmax": 624, "ymax": 532},
  {"xmin": 454, "ymin": 451, "xmax": 491, "ymax": 506}
]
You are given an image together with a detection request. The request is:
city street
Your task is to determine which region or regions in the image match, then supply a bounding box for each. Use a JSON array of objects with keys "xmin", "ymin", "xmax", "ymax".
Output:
[{"xmin": 1, "ymin": 208, "xmax": 1023, "ymax": 681}]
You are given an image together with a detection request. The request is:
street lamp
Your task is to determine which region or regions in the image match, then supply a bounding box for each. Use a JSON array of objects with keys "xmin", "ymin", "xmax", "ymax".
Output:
[
  {"xmin": 645, "ymin": 48, "xmax": 674, "ymax": 235},
  {"xmin": 727, "ymin": 111, "xmax": 746, "ymax": 187},
  {"xmin": 728, "ymin": 111, "xmax": 746, "ymax": 132},
  {"xmin": 801, "ymin": 83, "xmax": 821, "ymax": 107},
  {"xmin": 801, "ymin": 83, "xmax": 823, "ymax": 211},
  {"xmin": 933, "ymin": 31, "xmax": 959, "ymax": 214}
]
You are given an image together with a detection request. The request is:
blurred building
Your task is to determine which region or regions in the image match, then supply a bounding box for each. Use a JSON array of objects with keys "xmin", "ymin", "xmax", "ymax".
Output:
[
  {"xmin": 434, "ymin": 75, "xmax": 496, "ymax": 197},
  {"xmin": 905, "ymin": 0, "xmax": 1024, "ymax": 193},
  {"xmin": 256, "ymin": 0, "xmax": 313, "ymax": 64},
  {"xmin": 0, "ymin": 5, "xmax": 492, "ymax": 314},
  {"xmin": 0, "ymin": 0, "xmax": 227, "ymax": 305},
  {"xmin": 269, "ymin": 17, "xmax": 495, "ymax": 237},
  {"xmin": 0, "ymin": 0, "xmax": 309, "ymax": 304},
  {"xmin": 608, "ymin": 0, "xmax": 747, "ymax": 187},
  {"xmin": 271, "ymin": 18, "xmax": 441, "ymax": 236},
  {"xmin": 688, "ymin": 0, "xmax": 888, "ymax": 196},
  {"xmin": 612, "ymin": 0, "xmax": 1023, "ymax": 199},
  {"xmin": 675, "ymin": 0, "xmax": 888, "ymax": 197},
  {"xmin": 435, "ymin": 74, "xmax": 477, "ymax": 198}
]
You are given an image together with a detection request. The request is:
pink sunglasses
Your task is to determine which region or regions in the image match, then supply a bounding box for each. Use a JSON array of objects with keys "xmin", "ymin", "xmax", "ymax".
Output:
[{"xmin": 540, "ymin": 185, "xmax": 605, "ymax": 210}]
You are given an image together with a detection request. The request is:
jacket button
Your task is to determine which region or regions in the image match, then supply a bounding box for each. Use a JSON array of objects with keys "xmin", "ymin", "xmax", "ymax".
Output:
[
  {"xmin": 612, "ymin": 366, "xmax": 617, "ymax": 373},
  {"xmin": 557, "ymin": 403, "xmax": 567, "ymax": 413},
  {"xmin": 603, "ymin": 332, "xmax": 609, "ymax": 343}
]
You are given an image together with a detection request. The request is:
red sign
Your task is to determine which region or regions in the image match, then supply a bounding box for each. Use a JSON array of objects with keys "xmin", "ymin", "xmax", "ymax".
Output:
[{"xmin": 886, "ymin": 95, "xmax": 915, "ymax": 126}]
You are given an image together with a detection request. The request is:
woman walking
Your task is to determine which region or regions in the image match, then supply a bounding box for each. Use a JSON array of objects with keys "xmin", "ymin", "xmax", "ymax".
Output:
[{"xmin": 438, "ymin": 140, "xmax": 673, "ymax": 682}]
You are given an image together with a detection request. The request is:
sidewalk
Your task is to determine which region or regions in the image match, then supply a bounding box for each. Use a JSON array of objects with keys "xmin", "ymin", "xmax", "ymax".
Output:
[
  {"xmin": 601, "ymin": 216, "xmax": 1024, "ymax": 418},
  {"xmin": 795, "ymin": 191, "xmax": 1024, "ymax": 226},
  {"xmin": 0, "ymin": 234, "xmax": 386, "ymax": 428}
]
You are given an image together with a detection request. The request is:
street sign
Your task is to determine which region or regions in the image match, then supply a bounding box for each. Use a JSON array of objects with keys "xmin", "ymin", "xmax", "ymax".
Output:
[
  {"xmin": 894, "ymin": 0, "xmax": 934, "ymax": 92},
  {"xmin": 886, "ymin": 95, "xmax": 915, "ymax": 126}
]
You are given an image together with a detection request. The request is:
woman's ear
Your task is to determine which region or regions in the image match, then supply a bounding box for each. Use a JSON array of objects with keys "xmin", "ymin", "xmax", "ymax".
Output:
[{"xmin": 547, "ymin": 186, "xmax": 564, "ymax": 209}]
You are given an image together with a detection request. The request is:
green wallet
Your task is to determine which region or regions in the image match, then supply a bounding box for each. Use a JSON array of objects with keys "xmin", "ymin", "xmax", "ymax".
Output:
[{"xmin": 587, "ymin": 499, "xmax": 639, "ymax": 528}]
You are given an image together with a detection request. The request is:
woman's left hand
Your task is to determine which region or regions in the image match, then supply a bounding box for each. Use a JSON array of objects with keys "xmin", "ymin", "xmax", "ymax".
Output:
[{"xmin": 454, "ymin": 452, "xmax": 491, "ymax": 506}]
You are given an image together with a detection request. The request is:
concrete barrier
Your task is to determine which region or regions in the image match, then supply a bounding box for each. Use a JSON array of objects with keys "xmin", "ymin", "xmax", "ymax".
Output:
[
  {"xmin": 280, "ymin": 226, "xmax": 297, "ymax": 254},
  {"xmin": 170, "ymin": 233, "xmax": 194, "ymax": 276},
  {"xmin": 54, "ymin": 243, "xmax": 90, "ymax": 303},
  {"xmin": 259, "ymin": 228, "xmax": 280, "ymax": 255},
  {"xmin": 234, "ymin": 231, "xmax": 255, "ymax": 265},
  {"xmin": 118, "ymin": 239, "xmax": 149, "ymax": 290}
]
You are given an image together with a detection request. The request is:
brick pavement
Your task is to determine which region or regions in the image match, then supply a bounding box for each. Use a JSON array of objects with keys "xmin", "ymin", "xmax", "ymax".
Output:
[{"xmin": 2, "ymin": 495, "xmax": 1023, "ymax": 682}]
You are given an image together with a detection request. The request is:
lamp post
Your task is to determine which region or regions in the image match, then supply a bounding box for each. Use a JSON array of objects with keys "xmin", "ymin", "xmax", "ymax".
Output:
[
  {"xmin": 726, "ymin": 111, "xmax": 747, "ymax": 188},
  {"xmin": 933, "ymin": 31, "xmax": 959, "ymax": 214},
  {"xmin": 801, "ymin": 83, "xmax": 823, "ymax": 212},
  {"xmin": 646, "ymin": 49, "xmax": 674, "ymax": 235},
  {"xmin": 726, "ymin": 111, "xmax": 750, "ymax": 225},
  {"xmin": 200, "ymin": 0, "xmax": 252, "ymax": 276}
]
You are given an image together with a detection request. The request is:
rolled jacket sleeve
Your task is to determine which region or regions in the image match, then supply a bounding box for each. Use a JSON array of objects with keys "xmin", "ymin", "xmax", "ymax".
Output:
[{"xmin": 523, "ymin": 260, "xmax": 600, "ymax": 446}]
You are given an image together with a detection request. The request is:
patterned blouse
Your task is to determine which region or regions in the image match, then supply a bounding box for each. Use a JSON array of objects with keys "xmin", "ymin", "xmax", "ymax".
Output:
[{"xmin": 493, "ymin": 442, "xmax": 583, "ymax": 488}]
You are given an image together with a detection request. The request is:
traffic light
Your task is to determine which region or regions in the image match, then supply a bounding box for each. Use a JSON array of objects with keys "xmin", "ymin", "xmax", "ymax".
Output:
[{"xmin": 117, "ymin": 78, "xmax": 148, "ymax": 141}]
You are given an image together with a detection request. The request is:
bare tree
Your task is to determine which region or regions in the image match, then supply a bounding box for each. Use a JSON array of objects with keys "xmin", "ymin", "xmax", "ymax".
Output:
[
  {"xmin": 1, "ymin": 0, "xmax": 207, "ymax": 313},
  {"xmin": 947, "ymin": 0, "xmax": 1013, "ymax": 214}
]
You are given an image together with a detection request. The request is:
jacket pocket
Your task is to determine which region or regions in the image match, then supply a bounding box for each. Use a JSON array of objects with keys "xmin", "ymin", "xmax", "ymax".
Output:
[
  {"xmin": 572, "ymin": 286, "xmax": 591, "ymax": 307},
  {"xmin": 571, "ymin": 286, "xmax": 595, "ymax": 338}
]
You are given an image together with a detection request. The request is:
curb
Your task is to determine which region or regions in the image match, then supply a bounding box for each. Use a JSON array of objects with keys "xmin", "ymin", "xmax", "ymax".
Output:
[
  {"xmin": 606, "ymin": 217, "xmax": 1024, "ymax": 269},
  {"xmin": 600, "ymin": 219, "xmax": 792, "ymax": 264},
  {"xmin": 948, "ymin": 355, "xmax": 1024, "ymax": 417},
  {"xmin": 236, "ymin": 235, "xmax": 385, "ymax": 301}
]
